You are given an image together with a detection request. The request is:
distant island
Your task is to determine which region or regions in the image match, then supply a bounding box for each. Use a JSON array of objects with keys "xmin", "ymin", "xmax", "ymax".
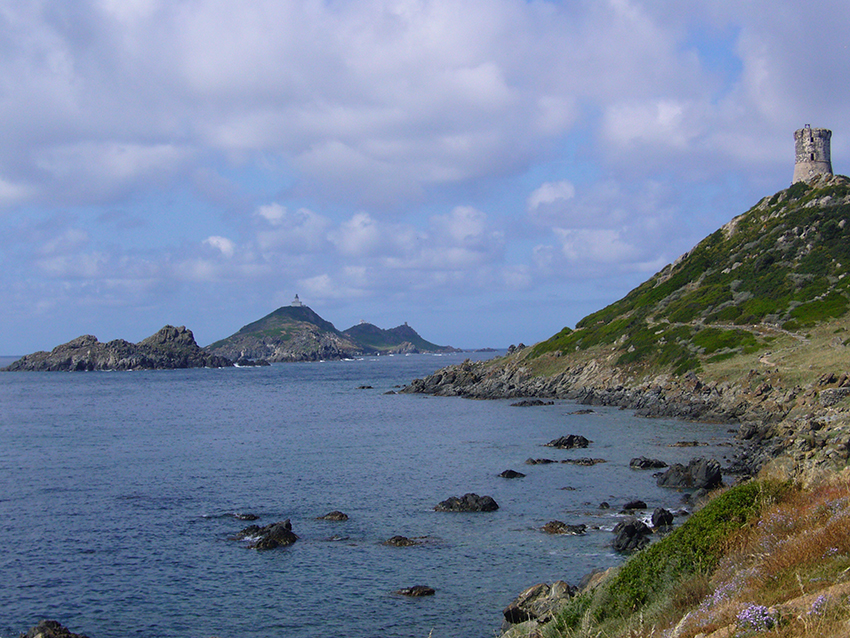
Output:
[
  {"xmin": 206, "ymin": 295, "xmax": 459, "ymax": 362},
  {"xmin": 2, "ymin": 299, "xmax": 458, "ymax": 371}
]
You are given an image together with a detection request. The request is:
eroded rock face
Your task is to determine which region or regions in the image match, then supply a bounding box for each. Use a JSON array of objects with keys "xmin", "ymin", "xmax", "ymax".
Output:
[
  {"xmin": 502, "ymin": 581, "xmax": 577, "ymax": 626},
  {"xmin": 656, "ymin": 457, "xmax": 723, "ymax": 490},
  {"xmin": 435, "ymin": 493, "xmax": 499, "ymax": 512}
]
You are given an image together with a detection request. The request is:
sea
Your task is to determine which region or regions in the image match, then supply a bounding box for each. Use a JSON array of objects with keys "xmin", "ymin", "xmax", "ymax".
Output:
[{"xmin": 0, "ymin": 352, "xmax": 735, "ymax": 638}]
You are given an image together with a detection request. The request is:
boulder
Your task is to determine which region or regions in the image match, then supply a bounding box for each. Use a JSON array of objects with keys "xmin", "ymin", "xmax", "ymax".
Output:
[
  {"xmin": 651, "ymin": 507, "xmax": 674, "ymax": 530},
  {"xmin": 384, "ymin": 535, "xmax": 422, "ymax": 547},
  {"xmin": 502, "ymin": 581, "xmax": 576, "ymax": 626},
  {"xmin": 499, "ymin": 469, "xmax": 526, "ymax": 479},
  {"xmin": 629, "ymin": 456, "xmax": 668, "ymax": 470},
  {"xmin": 621, "ymin": 500, "xmax": 647, "ymax": 512},
  {"xmin": 525, "ymin": 458, "xmax": 557, "ymax": 465},
  {"xmin": 19, "ymin": 621, "xmax": 90, "ymax": 638},
  {"xmin": 317, "ymin": 510, "xmax": 349, "ymax": 521},
  {"xmin": 656, "ymin": 457, "xmax": 722, "ymax": 490},
  {"xmin": 541, "ymin": 520, "xmax": 587, "ymax": 535},
  {"xmin": 232, "ymin": 519, "xmax": 298, "ymax": 549},
  {"xmin": 435, "ymin": 493, "xmax": 499, "ymax": 512},
  {"xmin": 395, "ymin": 585, "xmax": 435, "ymax": 597},
  {"xmin": 562, "ymin": 458, "xmax": 606, "ymax": 466},
  {"xmin": 612, "ymin": 517, "xmax": 652, "ymax": 552},
  {"xmin": 544, "ymin": 435, "xmax": 591, "ymax": 449}
]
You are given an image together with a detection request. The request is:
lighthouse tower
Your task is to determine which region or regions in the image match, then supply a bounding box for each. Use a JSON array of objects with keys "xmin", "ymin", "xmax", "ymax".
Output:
[{"xmin": 793, "ymin": 125, "xmax": 833, "ymax": 184}]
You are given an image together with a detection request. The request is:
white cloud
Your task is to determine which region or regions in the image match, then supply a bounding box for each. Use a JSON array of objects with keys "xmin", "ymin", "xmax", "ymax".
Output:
[
  {"xmin": 203, "ymin": 236, "xmax": 235, "ymax": 259},
  {"xmin": 527, "ymin": 181, "xmax": 576, "ymax": 211}
]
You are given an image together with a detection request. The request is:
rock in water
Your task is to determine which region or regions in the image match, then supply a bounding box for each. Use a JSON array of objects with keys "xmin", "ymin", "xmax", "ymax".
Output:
[
  {"xmin": 232, "ymin": 519, "xmax": 298, "ymax": 549},
  {"xmin": 317, "ymin": 510, "xmax": 349, "ymax": 521},
  {"xmin": 612, "ymin": 517, "xmax": 652, "ymax": 552},
  {"xmin": 541, "ymin": 520, "xmax": 587, "ymax": 535},
  {"xmin": 19, "ymin": 621, "xmax": 90, "ymax": 638},
  {"xmin": 498, "ymin": 469, "xmax": 526, "ymax": 479},
  {"xmin": 434, "ymin": 493, "xmax": 499, "ymax": 512},
  {"xmin": 395, "ymin": 585, "xmax": 435, "ymax": 597},
  {"xmin": 544, "ymin": 435, "xmax": 591, "ymax": 449},
  {"xmin": 656, "ymin": 457, "xmax": 722, "ymax": 490}
]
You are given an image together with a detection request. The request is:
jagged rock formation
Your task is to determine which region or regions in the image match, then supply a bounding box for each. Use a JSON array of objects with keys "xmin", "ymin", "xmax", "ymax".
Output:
[{"xmin": 3, "ymin": 325, "xmax": 232, "ymax": 371}]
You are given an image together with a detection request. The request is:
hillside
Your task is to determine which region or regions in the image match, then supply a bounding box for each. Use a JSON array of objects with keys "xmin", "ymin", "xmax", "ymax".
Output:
[
  {"xmin": 206, "ymin": 305, "xmax": 456, "ymax": 362},
  {"xmin": 205, "ymin": 305, "xmax": 361, "ymax": 362},
  {"xmin": 342, "ymin": 321, "xmax": 459, "ymax": 354},
  {"xmin": 405, "ymin": 174, "xmax": 850, "ymax": 471},
  {"xmin": 402, "ymin": 177, "xmax": 850, "ymax": 638}
]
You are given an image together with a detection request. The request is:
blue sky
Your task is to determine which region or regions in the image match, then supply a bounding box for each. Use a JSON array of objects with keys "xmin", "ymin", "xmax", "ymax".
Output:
[{"xmin": 2, "ymin": 0, "xmax": 850, "ymax": 354}]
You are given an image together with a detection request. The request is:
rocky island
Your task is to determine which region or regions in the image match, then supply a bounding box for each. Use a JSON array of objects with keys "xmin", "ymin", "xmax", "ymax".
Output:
[{"xmin": 2, "ymin": 325, "xmax": 235, "ymax": 371}]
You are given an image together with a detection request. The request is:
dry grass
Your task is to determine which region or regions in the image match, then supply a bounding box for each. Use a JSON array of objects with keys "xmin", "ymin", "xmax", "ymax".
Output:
[{"xmin": 670, "ymin": 477, "xmax": 850, "ymax": 638}]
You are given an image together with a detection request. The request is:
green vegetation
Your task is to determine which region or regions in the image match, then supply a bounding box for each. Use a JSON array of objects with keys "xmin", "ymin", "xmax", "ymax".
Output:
[
  {"xmin": 544, "ymin": 478, "xmax": 850, "ymax": 638},
  {"xmin": 529, "ymin": 175, "xmax": 850, "ymax": 377}
]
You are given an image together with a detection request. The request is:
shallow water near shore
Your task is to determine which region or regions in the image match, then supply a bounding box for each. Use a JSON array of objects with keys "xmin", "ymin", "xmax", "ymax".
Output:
[{"xmin": 0, "ymin": 353, "xmax": 734, "ymax": 638}]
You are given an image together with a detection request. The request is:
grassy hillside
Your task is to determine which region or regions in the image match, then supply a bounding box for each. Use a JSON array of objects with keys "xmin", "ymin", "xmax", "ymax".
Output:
[{"xmin": 531, "ymin": 175, "xmax": 850, "ymax": 377}]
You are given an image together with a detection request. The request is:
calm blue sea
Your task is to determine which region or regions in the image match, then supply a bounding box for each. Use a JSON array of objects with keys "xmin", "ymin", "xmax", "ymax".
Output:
[{"xmin": 0, "ymin": 353, "xmax": 734, "ymax": 638}]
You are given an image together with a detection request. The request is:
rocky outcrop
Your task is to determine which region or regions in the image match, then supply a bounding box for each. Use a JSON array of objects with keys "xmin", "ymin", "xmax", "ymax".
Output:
[
  {"xmin": 316, "ymin": 511, "xmax": 349, "ymax": 521},
  {"xmin": 232, "ymin": 519, "xmax": 298, "ymax": 549},
  {"xmin": 19, "ymin": 621, "xmax": 90, "ymax": 638},
  {"xmin": 395, "ymin": 585, "xmax": 435, "ymax": 597},
  {"xmin": 612, "ymin": 517, "xmax": 652, "ymax": 552},
  {"xmin": 435, "ymin": 493, "xmax": 499, "ymax": 512},
  {"xmin": 502, "ymin": 581, "xmax": 576, "ymax": 627},
  {"xmin": 541, "ymin": 521, "xmax": 586, "ymax": 535},
  {"xmin": 3, "ymin": 326, "xmax": 234, "ymax": 371},
  {"xmin": 544, "ymin": 435, "xmax": 591, "ymax": 449},
  {"xmin": 630, "ymin": 457, "xmax": 668, "ymax": 469},
  {"xmin": 656, "ymin": 458, "xmax": 723, "ymax": 490}
]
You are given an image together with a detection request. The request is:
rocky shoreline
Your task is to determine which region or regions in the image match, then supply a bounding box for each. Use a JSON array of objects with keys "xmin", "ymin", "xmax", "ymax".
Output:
[{"xmin": 401, "ymin": 353, "xmax": 850, "ymax": 479}]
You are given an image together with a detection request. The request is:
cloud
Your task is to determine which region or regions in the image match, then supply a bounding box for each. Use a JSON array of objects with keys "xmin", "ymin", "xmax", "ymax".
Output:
[
  {"xmin": 203, "ymin": 236, "xmax": 235, "ymax": 259},
  {"xmin": 527, "ymin": 180, "xmax": 576, "ymax": 211}
]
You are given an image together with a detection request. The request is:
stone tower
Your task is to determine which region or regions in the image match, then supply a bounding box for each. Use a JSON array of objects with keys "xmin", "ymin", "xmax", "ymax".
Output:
[{"xmin": 793, "ymin": 125, "xmax": 833, "ymax": 183}]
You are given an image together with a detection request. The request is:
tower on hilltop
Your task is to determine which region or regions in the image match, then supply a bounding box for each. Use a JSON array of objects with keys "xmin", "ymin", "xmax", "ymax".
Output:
[{"xmin": 793, "ymin": 125, "xmax": 833, "ymax": 184}]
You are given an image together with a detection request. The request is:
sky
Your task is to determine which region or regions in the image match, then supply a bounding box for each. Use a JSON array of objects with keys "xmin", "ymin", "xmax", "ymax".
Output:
[{"xmin": 2, "ymin": 0, "xmax": 850, "ymax": 354}]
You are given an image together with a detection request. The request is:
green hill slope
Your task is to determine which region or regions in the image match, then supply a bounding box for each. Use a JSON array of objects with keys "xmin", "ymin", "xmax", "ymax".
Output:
[
  {"xmin": 532, "ymin": 174, "xmax": 850, "ymax": 375},
  {"xmin": 342, "ymin": 322, "xmax": 457, "ymax": 354},
  {"xmin": 206, "ymin": 305, "xmax": 360, "ymax": 362}
]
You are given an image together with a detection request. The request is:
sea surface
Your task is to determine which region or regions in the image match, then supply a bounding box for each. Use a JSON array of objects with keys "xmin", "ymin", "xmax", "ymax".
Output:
[{"xmin": 0, "ymin": 353, "xmax": 735, "ymax": 638}]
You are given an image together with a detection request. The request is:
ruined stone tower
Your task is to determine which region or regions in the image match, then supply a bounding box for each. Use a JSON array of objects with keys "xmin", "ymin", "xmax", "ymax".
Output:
[{"xmin": 793, "ymin": 125, "xmax": 833, "ymax": 183}]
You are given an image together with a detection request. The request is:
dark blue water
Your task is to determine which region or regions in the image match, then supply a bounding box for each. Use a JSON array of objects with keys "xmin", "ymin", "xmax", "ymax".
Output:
[{"xmin": 0, "ymin": 354, "xmax": 733, "ymax": 638}]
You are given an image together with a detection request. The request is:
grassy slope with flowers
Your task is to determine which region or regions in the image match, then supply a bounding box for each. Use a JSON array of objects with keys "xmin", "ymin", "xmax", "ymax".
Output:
[{"xmin": 530, "ymin": 474, "xmax": 850, "ymax": 638}]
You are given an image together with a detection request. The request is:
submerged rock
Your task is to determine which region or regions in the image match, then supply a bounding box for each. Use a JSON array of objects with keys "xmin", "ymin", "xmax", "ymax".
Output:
[
  {"xmin": 499, "ymin": 469, "xmax": 526, "ymax": 478},
  {"xmin": 435, "ymin": 493, "xmax": 499, "ymax": 512},
  {"xmin": 384, "ymin": 535, "xmax": 423, "ymax": 547},
  {"xmin": 510, "ymin": 399, "xmax": 554, "ymax": 407},
  {"xmin": 541, "ymin": 520, "xmax": 587, "ymax": 535},
  {"xmin": 317, "ymin": 510, "xmax": 349, "ymax": 521},
  {"xmin": 395, "ymin": 585, "xmax": 435, "ymax": 597}
]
